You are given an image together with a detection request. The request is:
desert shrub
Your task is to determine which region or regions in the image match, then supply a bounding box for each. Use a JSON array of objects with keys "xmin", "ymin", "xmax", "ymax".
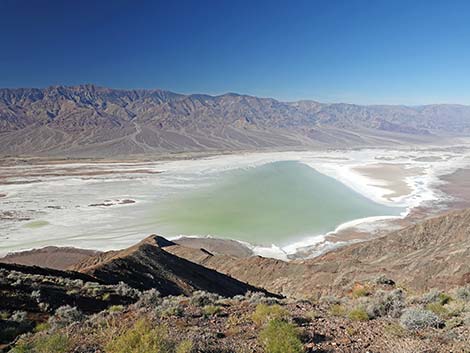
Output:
[
  {"xmin": 157, "ymin": 297, "xmax": 184, "ymax": 317},
  {"xmin": 31, "ymin": 290, "xmax": 42, "ymax": 302},
  {"xmin": 34, "ymin": 322, "xmax": 51, "ymax": 332},
  {"xmin": 105, "ymin": 319, "xmax": 175, "ymax": 353},
  {"xmin": 66, "ymin": 289, "xmax": 79, "ymax": 296},
  {"xmin": 108, "ymin": 305, "xmax": 125, "ymax": 313},
  {"xmin": 102, "ymin": 293, "xmax": 111, "ymax": 301},
  {"xmin": 176, "ymin": 340, "xmax": 193, "ymax": 353},
  {"xmin": 421, "ymin": 289, "xmax": 452, "ymax": 305},
  {"xmin": 83, "ymin": 281, "xmax": 105, "ymax": 297},
  {"xmin": 400, "ymin": 308, "xmax": 444, "ymax": 331},
  {"xmin": 48, "ymin": 305, "xmax": 83, "ymax": 329},
  {"xmin": 258, "ymin": 319, "xmax": 304, "ymax": 353},
  {"xmin": 446, "ymin": 317, "xmax": 463, "ymax": 329},
  {"xmin": 352, "ymin": 287, "xmax": 369, "ymax": 298},
  {"xmin": 421, "ymin": 289, "xmax": 442, "ymax": 304},
  {"xmin": 320, "ymin": 295, "xmax": 342, "ymax": 306},
  {"xmin": 202, "ymin": 305, "xmax": 222, "ymax": 317},
  {"xmin": 33, "ymin": 333, "xmax": 71, "ymax": 353},
  {"xmin": 463, "ymin": 312, "xmax": 470, "ymax": 326},
  {"xmin": 348, "ymin": 307, "xmax": 369, "ymax": 321},
  {"xmin": 0, "ymin": 311, "xmax": 9, "ymax": 320},
  {"xmin": 252, "ymin": 304, "xmax": 289, "ymax": 327},
  {"xmin": 366, "ymin": 289, "xmax": 405, "ymax": 319},
  {"xmin": 232, "ymin": 294, "xmax": 245, "ymax": 302},
  {"xmin": 10, "ymin": 311, "xmax": 27, "ymax": 322},
  {"xmin": 426, "ymin": 302, "xmax": 449, "ymax": 318},
  {"xmin": 190, "ymin": 290, "xmax": 220, "ymax": 307},
  {"xmin": 37, "ymin": 302, "xmax": 50, "ymax": 312},
  {"xmin": 135, "ymin": 288, "xmax": 162, "ymax": 308},
  {"xmin": 329, "ymin": 304, "xmax": 347, "ymax": 317},
  {"xmin": 438, "ymin": 293, "xmax": 453, "ymax": 305},
  {"xmin": 12, "ymin": 334, "xmax": 71, "ymax": 353},
  {"xmin": 374, "ymin": 275, "xmax": 395, "ymax": 286},
  {"xmin": 455, "ymin": 286, "xmax": 470, "ymax": 301},
  {"xmin": 114, "ymin": 281, "xmax": 141, "ymax": 299},
  {"xmin": 245, "ymin": 291, "xmax": 279, "ymax": 305},
  {"xmin": 445, "ymin": 301, "xmax": 466, "ymax": 317},
  {"xmin": 383, "ymin": 322, "xmax": 408, "ymax": 337}
]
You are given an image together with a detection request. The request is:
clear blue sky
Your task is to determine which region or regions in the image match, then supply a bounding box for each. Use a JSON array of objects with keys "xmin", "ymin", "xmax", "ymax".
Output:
[{"xmin": 1, "ymin": 0, "xmax": 469, "ymax": 104}]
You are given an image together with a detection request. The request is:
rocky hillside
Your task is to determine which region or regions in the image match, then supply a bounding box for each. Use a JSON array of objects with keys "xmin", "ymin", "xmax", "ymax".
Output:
[
  {"xmin": 166, "ymin": 208, "xmax": 470, "ymax": 298},
  {"xmin": 1, "ymin": 85, "xmax": 469, "ymax": 156},
  {"xmin": 2, "ymin": 209, "xmax": 470, "ymax": 351},
  {"xmin": 4, "ymin": 272, "xmax": 470, "ymax": 352},
  {"xmin": 71, "ymin": 235, "xmax": 270, "ymax": 298}
]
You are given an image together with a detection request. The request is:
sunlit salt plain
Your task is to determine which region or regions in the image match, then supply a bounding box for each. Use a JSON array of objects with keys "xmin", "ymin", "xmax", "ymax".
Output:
[{"xmin": 1, "ymin": 146, "xmax": 470, "ymax": 259}]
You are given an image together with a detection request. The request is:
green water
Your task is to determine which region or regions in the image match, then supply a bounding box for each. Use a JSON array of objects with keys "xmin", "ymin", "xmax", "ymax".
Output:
[
  {"xmin": 153, "ymin": 161, "xmax": 403, "ymax": 246},
  {"xmin": 23, "ymin": 220, "xmax": 49, "ymax": 228}
]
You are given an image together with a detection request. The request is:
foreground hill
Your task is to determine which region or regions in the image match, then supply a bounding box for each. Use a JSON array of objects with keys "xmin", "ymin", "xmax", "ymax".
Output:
[
  {"xmin": 1, "ymin": 85, "xmax": 469, "ymax": 156},
  {"xmin": 70, "ymin": 235, "xmax": 269, "ymax": 297},
  {"xmin": 2, "ymin": 209, "xmax": 470, "ymax": 351}
]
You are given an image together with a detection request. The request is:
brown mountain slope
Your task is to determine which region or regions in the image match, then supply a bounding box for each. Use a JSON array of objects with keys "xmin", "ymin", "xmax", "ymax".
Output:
[
  {"xmin": 0, "ymin": 246, "xmax": 100, "ymax": 270},
  {"xmin": 1, "ymin": 85, "xmax": 468, "ymax": 156},
  {"xmin": 166, "ymin": 208, "xmax": 470, "ymax": 297},
  {"xmin": 71, "ymin": 235, "xmax": 273, "ymax": 297}
]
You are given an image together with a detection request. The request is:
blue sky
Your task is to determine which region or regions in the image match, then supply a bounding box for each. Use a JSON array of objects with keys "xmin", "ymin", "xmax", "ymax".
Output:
[{"xmin": 1, "ymin": 0, "xmax": 469, "ymax": 104}]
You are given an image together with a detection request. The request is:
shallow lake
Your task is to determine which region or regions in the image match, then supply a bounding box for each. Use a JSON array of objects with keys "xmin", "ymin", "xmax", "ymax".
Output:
[{"xmin": 151, "ymin": 161, "xmax": 404, "ymax": 246}]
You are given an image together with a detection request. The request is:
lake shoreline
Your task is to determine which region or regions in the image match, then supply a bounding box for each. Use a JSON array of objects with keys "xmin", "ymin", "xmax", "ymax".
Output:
[{"xmin": 1, "ymin": 146, "xmax": 470, "ymax": 259}]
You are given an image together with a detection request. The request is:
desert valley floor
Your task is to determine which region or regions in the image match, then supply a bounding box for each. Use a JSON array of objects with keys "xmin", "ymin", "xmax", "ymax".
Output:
[{"xmin": 2, "ymin": 144, "xmax": 470, "ymax": 260}]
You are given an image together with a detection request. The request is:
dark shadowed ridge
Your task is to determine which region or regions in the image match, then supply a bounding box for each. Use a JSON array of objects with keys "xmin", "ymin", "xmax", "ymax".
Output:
[{"xmin": 71, "ymin": 234, "xmax": 278, "ymax": 298}]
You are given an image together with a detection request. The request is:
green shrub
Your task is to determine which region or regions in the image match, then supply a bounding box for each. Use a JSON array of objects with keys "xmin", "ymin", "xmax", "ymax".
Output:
[
  {"xmin": 426, "ymin": 302, "xmax": 449, "ymax": 318},
  {"xmin": 34, "ymin": 322, "xmax": 50, "ymax": 332},
  {"xmin": 176, "ymin": 339, "xmax": 193, "ymax": 353},
  {"xmin": 258, "ymin": 319, "xmax": 304, "ymax": 353},
  {"xmin": 348, "ymin": 307, "xmax": 369, "ymax": 321},
  {"xmin": 383, "ymin": 322, "xmax": 408, "ymax": 337},
  {"xmin": 12, "ymin": 334, "xmax": 72, "ymax": 353},
  {"xmin": 438, "ymin": 293, "xmax": 453, "ymax": 305},
  {"xmin": 329, "ymin": 304, "xmax": 347, "ymax": 317},
  {"xmin": 108, "ymin": 305, "xmax": 124, "ymax": 313},
  {"xmin": 105, "ymin": 319, "xmax": 174, "ymax": 353},
  {"xmin": 446, "ymin": 318, "xmax": 463, "ymax": 329},
  {"xmin": 9, "ymin": 340, "xmax": 33, "ymax": 353},
  {"xmin": 34, "ymin": 334, "xmax": 71, "ymax": 353},
  {"xmin": 421, "ymin": 289, "xmax": 452, "ymax": 305},
  {"xmin": 0, "ymin": 311, "xmax": 9, "ymax": 320},
  {"xmin": 202, "ymin": 305, "xmax": 221, "ymax": 317},
  {"xmin": 252, "ymin": 304, "xmax": 289, "ymax": 327},
  {"xmin": 352, "ymin": 287, "xmax": 369, "ymax": 298}
]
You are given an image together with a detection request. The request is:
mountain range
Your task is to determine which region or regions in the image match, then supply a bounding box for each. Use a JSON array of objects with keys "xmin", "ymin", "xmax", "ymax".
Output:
[{"xmin": 1, "ymin": 84, "xmax": 470, "ymax": 156}]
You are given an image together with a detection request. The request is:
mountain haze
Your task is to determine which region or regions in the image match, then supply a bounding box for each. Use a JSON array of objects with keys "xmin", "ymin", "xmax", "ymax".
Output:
[{"xmin": 1, "ymin": 85, "xmax": 470, "ymax": 156}]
